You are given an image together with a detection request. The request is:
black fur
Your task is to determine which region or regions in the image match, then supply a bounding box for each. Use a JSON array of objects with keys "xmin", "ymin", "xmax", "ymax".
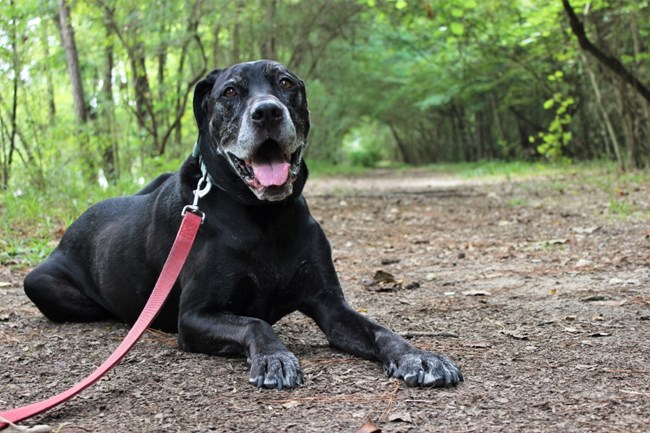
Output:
[{"xmin": 24, "ymin": 60, "xmax": 462, "ymax": 389}]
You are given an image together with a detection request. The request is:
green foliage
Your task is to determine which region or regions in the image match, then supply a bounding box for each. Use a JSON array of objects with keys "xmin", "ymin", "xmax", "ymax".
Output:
[
  {"xmin": 341, "ymin": 119, "xmax": 394, "ymax": 167},
  {"xmin": 534, "ymin": 90, "xmax": 575, "ymax": 162},
  {"xmin": 0, "ymin": 0, "xmax": 648, "ymax": 200}
]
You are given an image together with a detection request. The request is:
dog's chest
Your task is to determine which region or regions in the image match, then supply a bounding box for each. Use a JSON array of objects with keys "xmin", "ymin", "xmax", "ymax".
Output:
[{"xmin": 195, "ymin": 226, "xmax": 306, "ymax": 320}]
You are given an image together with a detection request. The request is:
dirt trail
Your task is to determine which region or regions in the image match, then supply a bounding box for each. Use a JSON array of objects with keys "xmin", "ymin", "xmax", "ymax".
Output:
[{"xmin": 1, "ymin": 169, "xmax": 649, "ymax": 432}]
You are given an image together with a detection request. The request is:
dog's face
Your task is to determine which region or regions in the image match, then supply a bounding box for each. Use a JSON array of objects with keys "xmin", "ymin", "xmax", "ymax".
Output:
[{"xmin": 193, "ymin": 61, "xmax": 310, "ymax": 202}]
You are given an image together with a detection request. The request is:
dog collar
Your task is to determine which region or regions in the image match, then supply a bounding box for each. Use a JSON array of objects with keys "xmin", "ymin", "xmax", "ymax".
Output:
[{"xmin": 192, "ymin": 142, "xmax": 224, "ymax": 194}]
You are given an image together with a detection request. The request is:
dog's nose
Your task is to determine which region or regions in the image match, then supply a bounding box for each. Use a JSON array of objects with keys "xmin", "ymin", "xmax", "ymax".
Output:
[{"xmin": 251, "ymin": 101, "xmax": 284, "ymax": 129}]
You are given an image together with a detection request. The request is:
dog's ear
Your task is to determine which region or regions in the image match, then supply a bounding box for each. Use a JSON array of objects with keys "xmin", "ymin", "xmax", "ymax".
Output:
[{"xmin": 193, "ymin": 69, "xmax": 222, "ymax": 129}]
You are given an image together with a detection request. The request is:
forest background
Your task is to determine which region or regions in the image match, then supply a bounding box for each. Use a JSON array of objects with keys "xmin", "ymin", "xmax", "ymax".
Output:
[
  {"xmin": 2, "ymin": 0, "xmax": 650, "ymax": 188},
  {"xmin": 0, "ymin": 0, "xmax": 649, "ymax": 265}
]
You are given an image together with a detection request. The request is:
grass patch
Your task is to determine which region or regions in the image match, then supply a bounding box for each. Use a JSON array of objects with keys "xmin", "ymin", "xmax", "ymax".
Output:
[
  {"xmin": 417, "ymin": 160, "xmax": 561, "ymax": 178},
  {"xmin": 507, "ymin": 197, "xmax": 529, "ymax": 208},
  {"xmin": 306, "ymin": 160, "xmax": 371, "ymax": 177},
  {"xmin": 1, "ymin": 178, "xmax": 144, "ymax": 269},
  {"xmin": 608, "ymin": 197, "xmax": 637, "ymax": 218}
]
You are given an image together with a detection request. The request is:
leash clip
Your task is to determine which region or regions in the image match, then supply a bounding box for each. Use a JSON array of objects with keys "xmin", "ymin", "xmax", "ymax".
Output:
[{"xmin": 181, "ymin": 174, "xmax": 212, "ymax": 223}]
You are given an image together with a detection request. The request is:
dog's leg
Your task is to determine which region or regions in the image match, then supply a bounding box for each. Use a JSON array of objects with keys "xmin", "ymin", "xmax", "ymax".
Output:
[
  {"xmin": 303, "ymin": 294, "xmax": 463, "ymax": 387},
  {"xmin": 24, "ymin": 258, "xmax": 114, "ymax": 322},
  {"xmin": 178, "ymin": 312, "xmax": 303, "ymax": 389}
]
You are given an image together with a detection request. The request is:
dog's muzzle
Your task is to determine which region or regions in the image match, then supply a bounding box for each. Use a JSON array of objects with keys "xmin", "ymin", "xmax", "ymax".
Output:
[
  {"xmin": 228, "ymin": 139, "xmax": 303, "ymax": 190},
  {"xmin": 226, "ymin": 98, "xmax": 304, "ymax": 201}
]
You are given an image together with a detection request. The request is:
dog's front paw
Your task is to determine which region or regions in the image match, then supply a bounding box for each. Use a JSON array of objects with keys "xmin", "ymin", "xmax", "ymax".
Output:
[
  {"xmin": 248, "ymin": 351, "xmax": 304, "ymax": 390},
  {"xmin": 384, "ymin": 351, "xmax": 463, "ymax": 387}
]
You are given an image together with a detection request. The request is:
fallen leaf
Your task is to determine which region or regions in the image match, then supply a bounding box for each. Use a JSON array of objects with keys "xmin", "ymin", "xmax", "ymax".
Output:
[
  {"xmin": 501, "ymin": 329, "xmax": 529, "ymax": 340},
  {"xmin": 0, "ymin": 282, "xmax": 12, "ymax": 288},
  {"xmin": 575, "ymin": 364, "xmax": 597, "ymax": 370},
  {"xmin": 581, "ymin": 295, "xmax": 611, "ymax": 302},
  {"xmin": 465, "ymin": 341, "xmax": 492, "ymax": 349},
  {"xmin": 608, "ymin": 278, "xmax": 638, "ymax": 286},
  {"xmin": 388, "ymin": 412, "xmax": 413, "ymax": 423},
  {"xmin": 589, "ymin": 332, "xmax": 611, "ymax": 338},
  {"xmin": 574, "ymin": 258, "xmax": 592, "ymax": 268},
  {"xmin": 373, "ymin": 270, "xmax": 396, "ymax": 284},
  {"xmin": 364, "ymin": 281, "xmax": 401, "ymax": 292},
  {"xmin": 356, "ymin": 421, "xmax": 382, "ymax": 433},
  {"xmin": 25, "ymin": 426, "xmax": 53, "ymax": 433},
  {"xmin": 571, "ymin": 226, "xmax": 600, "ymax": 234},
  {"xmin": 462, "ymin": 290, "xmax": 491, "ymax": 296},
  {"xmin": 282, "ymin": 400, "xmax": 301, "ymax": 409},
  {"xmin": 364, "ymin": 270, "xmax": 408, "ymax": 292},
  {"xmin": 614, "ymin": 188, "xmax": 628, "ymax": 197},
  {"xmin": 544, "ymin": 239, "xmax": 568, "ymax": 246}
]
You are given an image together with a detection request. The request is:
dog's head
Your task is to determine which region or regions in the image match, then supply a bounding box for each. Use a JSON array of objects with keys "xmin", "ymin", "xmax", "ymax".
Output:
[{"xmin": 193, "ymin": 60, "xmax": 310, "ymax": 202}]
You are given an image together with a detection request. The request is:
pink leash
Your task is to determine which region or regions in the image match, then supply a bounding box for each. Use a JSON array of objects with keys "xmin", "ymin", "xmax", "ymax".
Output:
[{"xmin": 0, "ymin": 178, "xmax": 209, "ymax": 429}]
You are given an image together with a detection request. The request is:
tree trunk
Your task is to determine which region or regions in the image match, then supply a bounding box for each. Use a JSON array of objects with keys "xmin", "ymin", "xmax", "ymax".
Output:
[
  {"xmin": 101, "ymin": 5, "xmax": 118, "ymax": 182},
  {"xmin": 129, "ymin": 44, "xmax": 160, "ymax": 154},
  {"xmin": 630, "ymin": 13, "xmax": 650, "ymax": 167},
  {"xmin": 40, "ymin": 19, "xmax": 56, "ymax": 121},
  {"xmin": 491, "ymin": 94, "xmax": 505, "ymax": 149},
  {"xmin": 100, "ymin": 3, "xmax": 159, "ymax": 156},
  {"xmin": 582, "ymin": 54, "xmax": 625, "ymax": 170},
  {"xmin": 475, "ymin": 110, "xmax": 484, "ymax": 160},
  {"xmin": 161, "ymin": 0, "xmax": 207, "ymax": 155},
  {"xmin": 617, "ymin": 87, "xmax": 637, "ymax": 168},
  {"xmin": 3, "ymin": 0, "xmax": 20, "ymax": 188},
  {"xmin": 388, "ymin": 124, "xmax": 411, "ymax": 164},
  {"xmin": 232, "ymin": 22, "xmax": 241, "ymax": 64},
  {"xmin": 260, "ymin": 0, "xmax": 277, "ymax": 60},
  {"xmin": 57, "ymin": 0, "xmax": 88, "ymax": 124},
  {"xmin": 211, "ymin": 23, "xmax": 221, "ymax": 67}
]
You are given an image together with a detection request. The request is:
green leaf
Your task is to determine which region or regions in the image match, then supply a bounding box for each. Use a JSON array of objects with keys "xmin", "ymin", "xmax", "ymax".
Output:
[
  {"xmin": 543, "ymin": 98, "xmax": 555, "ymax": 110},
  {"xmin": 418, "ymin": 93, "xmax": 453, "ymax": 109},
  {"xmin": 450, "ymin": 22, "xmax": 465, "ymax": 36},
  {"xmin": 451, "ymin": 8, "xmax": 464, "ymax": 18}
]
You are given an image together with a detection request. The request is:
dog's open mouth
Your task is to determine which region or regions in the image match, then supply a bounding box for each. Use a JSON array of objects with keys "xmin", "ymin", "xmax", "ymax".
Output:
[{"xmin": 228, "ymin": 140, "xmax": 302, "ymax": 192}]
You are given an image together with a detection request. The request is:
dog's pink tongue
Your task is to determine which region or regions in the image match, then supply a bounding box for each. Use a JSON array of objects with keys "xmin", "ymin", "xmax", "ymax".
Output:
[{"xmin": 252, "ymin": 161, "xmax": 290, "ymax": 187}]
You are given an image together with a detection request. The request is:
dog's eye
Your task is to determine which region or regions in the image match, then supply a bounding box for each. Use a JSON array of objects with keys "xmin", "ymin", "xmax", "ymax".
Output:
[
  {"xmin": 279, "ymin": 78, "xmax": 294, "ymax": 90},
  {"xmin": 223, "ymin": 87, "xmax": 237, "ymax": 98}
]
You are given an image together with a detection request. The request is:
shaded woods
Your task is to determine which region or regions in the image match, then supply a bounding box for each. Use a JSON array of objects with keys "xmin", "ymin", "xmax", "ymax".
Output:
[{"xmin": 1, "ymin": 0, "xmax": 649, "ymax": 190}]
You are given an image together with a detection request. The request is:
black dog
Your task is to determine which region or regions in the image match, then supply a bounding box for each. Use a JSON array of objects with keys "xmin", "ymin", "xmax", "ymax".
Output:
[{"xmin": 24, "ymin": 60, "xmax": 462, "ymax": 389}]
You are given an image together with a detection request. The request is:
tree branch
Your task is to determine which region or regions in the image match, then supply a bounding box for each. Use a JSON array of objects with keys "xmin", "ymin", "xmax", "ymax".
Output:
[{"xmin": 561, "ymin": 0, "xmax": 650, "ymax": 105}]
